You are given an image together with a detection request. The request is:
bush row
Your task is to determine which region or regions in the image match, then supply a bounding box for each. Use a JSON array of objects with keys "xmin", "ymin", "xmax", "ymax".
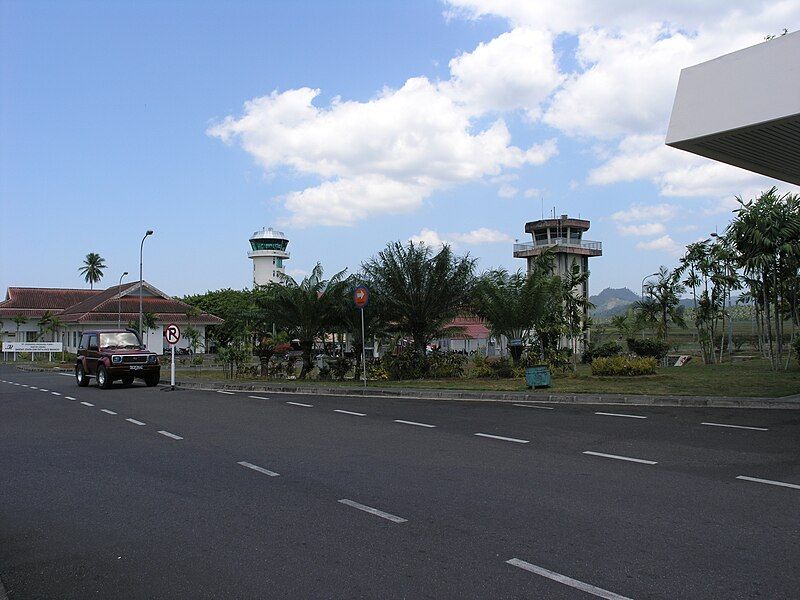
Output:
[{"xmin": 591, "ymin": 356, "xmax": 658, "ymax": 376}]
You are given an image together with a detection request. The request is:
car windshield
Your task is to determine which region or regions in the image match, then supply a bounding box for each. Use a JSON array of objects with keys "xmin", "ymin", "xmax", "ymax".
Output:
[{"xmin": 99, "ymin": 332, "xmax": 141, "ymax": 349}]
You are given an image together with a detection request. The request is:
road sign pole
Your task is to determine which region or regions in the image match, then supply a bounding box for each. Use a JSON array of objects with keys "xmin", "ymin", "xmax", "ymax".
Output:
[
  {"xmin": 171, "ymin": 344, "xmax": 175, "ymax": 390},
  {"xmin": 361, "ymin": 307, "xmax": 366, "ymax": 388}
]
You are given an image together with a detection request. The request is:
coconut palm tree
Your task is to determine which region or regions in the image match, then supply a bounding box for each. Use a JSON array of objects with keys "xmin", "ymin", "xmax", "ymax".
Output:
[
  {"xmin": 362, "ymin": 241, "xmax": 475, "ymax": 356},
  {"xmin": 632, "ymin": 266, "xmax": 686, "ymax": 344},
  {"xmin": 267, "ymin": 264, "xmax": 349, "ymax": 378},
  {"xmin": 79, "ymin": 252, "xmax": 107, "ymax": 289},
  {"xmin": 11, "ymin": 314, "xmax": 27, "ymax": 341}
]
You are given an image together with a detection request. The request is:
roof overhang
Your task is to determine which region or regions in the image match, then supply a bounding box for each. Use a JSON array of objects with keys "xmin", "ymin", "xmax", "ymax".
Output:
[{"xmin": 666, "ymin": 31, "xmax": 800, "ymax": 186}]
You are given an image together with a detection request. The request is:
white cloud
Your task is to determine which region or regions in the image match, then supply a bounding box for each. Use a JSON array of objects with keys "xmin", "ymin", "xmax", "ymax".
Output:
[
  {"xmin": 444, "ymin": 27, "xmax": 564, "ymax": 120},
  {"xmin": 636, "ymin": 235, "xmax": 682, "ymax": 254},
  {"xmin": 523, "ymin": 188, "xmax": 543, "ymax": 198},
  {"xmin": 611, "ymin": 202, "xmax": 678, "ymax": 223},
  {"xmin": 450, "ymin": 228, "xmax": 512, "ymax": 244},
  {"xmin": 498, "ymin": 184, "xmax": 518, "ymax": 198},
  {"xmin": 409, "ymin": 227, "xmax": 512, "ymax": 248},
  {"xmin": 210, "ymin": 77, "xmax": 558, "ymax": 227},
  {"xmin": 617, "ymin": 223, "xmax": 666, "ymax": 237}
]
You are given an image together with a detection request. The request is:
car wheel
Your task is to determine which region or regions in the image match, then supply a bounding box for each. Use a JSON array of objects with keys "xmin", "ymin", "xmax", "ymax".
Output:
[
  {"xmin": 121, "ymin": 375, "xmax": 134, "ymax": 386},
  {"xmin": 97, "ymin": 365, "xmax": 113, "ymax": 389},
  {"xmin": 144, "ymin": 374, "xmax": 159, "ymax": 387},
  {"xmin": 76, "ymin": 364, "xmax": 89, "ymax": 387}
]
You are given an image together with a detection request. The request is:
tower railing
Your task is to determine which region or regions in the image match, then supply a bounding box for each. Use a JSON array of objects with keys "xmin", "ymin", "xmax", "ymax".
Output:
[{"xmin": 513, "ymin": 239, "xmax": 602, "ymax": 253}]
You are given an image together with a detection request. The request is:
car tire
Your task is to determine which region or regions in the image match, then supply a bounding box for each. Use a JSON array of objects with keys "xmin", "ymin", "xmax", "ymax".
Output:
[
  {"xmin": 97, "ymin": 365, "xmax": 113, "ymax": 389},
  {"xmin": 121, "ymin": 375, "xmax": 134, "ymax": 386},
  {"xmin": 76, "ymin": 364, "xmax": 89, "ymax": 387},
  {"xmin": 144, "ymin": 374, "xmax": 159, "ymax": 387}
]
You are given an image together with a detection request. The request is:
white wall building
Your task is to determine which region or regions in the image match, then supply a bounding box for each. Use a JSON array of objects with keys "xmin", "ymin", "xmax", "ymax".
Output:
[{"xmin": 248, "ymin": 227, "xmax": 290, "ymax": 286}]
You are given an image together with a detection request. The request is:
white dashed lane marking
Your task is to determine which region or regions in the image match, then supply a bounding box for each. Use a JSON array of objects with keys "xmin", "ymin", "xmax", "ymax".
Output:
[
  {"xmin": 217, "ymin": 390, "xmax": 235, "ymax": 395},
  {"xmin": 506, "ymin": 558, "xmax": 632, "ymax": 600},
  {"xmin": 80, "ymin": 401, "xmax": 94, "ymax": 407},
  {"xmin": 248, "ymin": 395, "xmax": 269, "ymax": 400},
  {"xmin": 100, "ymin": 409, "xmax": 117, "ymax": 415},
  {"xmin": 702, "ymin": 422, "xmax": 768, "ymax": 431},
  {"xmin": 158, "ymin": 430, "xmax": 183, "ymax": 440},
  {"xmin": 475, "ymin": 433, "xmax": 529, "ymax": 444},
  {"xmin": 65, "ymin": 396, "xmax": 76, "ymax": 401},
  {"xmin": 595, "ymin": 412, "xmax": 646, "ymax": 419},
  {"xmin": 513, "ymin": 403, "xmax": 554, "ymax": 410},
  {"xmin": 394, "ymin": 420, "xmax": 436, "ymax": 428},
  {"xmin": 286, "ymin": 401, "xmax": 313, "ymax": 407},
  {"xmin": 338, "ymin": 499, "xmax": 408, "ymax": 523},
  {"xmin": 39, "ymin": 389, "xmax": 49, "ymax": 392},
  {"xmin": 334, "ymin": 409, "xmax": 366, "ymax": 417},
  {"xmin": 238, "ymin": 461, "xmax": 280, "ymax": 477},
  {"xmin": 51, "ymin": 392, "xmax": 61, "ymax": 396},
  {"xmin": 126, "ymin": 418, "xmax": 146, "ymax": 426},
  {"xmin": 583, "ymin": 451, "xmax": 657, "ymax": 465},
  {"xmin": 736, "ymin": 475, "xmax": 800, "ymax": 490}
]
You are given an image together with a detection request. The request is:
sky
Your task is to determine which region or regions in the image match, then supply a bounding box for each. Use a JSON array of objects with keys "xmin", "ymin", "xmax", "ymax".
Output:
[{"xmin": 1, "ymin": 0, "xmax": 798, "ymax": 298}]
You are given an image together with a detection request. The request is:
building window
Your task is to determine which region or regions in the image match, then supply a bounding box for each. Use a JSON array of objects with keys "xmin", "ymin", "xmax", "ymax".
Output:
[
  {"xmin": 26, "ymin": 331, "xmax": 38, "ymax": 342},
  {"xmin": 276, "ymin": 258, "xmax": 283, "ymax": 268}
]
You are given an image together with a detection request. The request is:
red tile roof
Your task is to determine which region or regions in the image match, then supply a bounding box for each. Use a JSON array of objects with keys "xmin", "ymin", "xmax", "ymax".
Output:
[
  {"xmin": 0, "ymin": 287, "xmax": 98, "ymax": 318},
  {"xmin": 444, "ymin": 315, "xmax": 490, "ymax": 340}
]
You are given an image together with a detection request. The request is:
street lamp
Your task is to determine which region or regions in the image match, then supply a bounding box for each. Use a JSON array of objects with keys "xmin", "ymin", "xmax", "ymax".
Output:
[
  {"xmin": 139, "ymin": 230, "xmax": 154, "ymax": 346},
  {"xmin": 118, "ymin": 271, "xmax": 129, "ymax": 328}
]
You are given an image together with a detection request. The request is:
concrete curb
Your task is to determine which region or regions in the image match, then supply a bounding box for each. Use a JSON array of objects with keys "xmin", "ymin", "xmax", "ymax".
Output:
[{"xmin": 9, "ymin": 364, "xmax": 799, "ymax": 409}]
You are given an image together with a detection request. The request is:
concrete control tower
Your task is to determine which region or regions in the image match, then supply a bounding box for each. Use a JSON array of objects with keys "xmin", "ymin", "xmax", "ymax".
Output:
[
  {"xmin": 248, "ymin": 227, "xmax": 290, "ymax": 286},
  {"xmin": 513, "ymin": 215, "xmax": 602, "ymax": 344}
]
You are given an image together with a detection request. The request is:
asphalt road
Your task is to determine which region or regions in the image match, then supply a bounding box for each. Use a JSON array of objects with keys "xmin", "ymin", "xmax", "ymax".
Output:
[{"xmin": 1, "ymin": 365, "xmax": 798, "ymax": 599}]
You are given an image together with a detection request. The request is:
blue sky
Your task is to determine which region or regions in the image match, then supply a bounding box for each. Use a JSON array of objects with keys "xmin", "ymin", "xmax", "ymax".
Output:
[{"xmin": 1, "ymin": 1, "xmax": 796, "ymax": 297}]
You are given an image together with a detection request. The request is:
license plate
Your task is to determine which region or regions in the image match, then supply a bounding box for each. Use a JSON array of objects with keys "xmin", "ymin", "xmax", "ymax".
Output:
[{"xmin": 129, "ymin": 365, "xmax": 144, "ymax": 371}]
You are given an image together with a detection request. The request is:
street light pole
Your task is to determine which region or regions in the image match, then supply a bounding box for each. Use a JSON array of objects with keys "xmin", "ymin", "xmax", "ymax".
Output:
[
  {"xmin": 139, "ymin": 230, "xmax": 154, "ymax": 346},
  {"xmin": 118, "ymin": 271, "xmax": 129, "ymax": 328},
  {"xmin": 640, "ymin": 272, "xmax": 659, "ymax": 339}
]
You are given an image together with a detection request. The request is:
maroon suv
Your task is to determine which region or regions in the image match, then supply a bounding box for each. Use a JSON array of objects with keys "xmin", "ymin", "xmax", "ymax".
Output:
[{"xmin": 75, "ymin": 329, "xmax": 160, "ymax": 389}]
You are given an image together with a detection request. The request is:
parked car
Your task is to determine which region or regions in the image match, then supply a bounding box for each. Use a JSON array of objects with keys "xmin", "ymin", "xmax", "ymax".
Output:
[{"xmin": 75, "ymin": 329, "xmax": 160, "ymax": 389}]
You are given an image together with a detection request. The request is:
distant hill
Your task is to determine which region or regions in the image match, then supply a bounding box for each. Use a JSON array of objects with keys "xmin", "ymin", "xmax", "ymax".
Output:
[{"xmin": 589, "ymin": 287, "xmax": 640, "ymax": 317}]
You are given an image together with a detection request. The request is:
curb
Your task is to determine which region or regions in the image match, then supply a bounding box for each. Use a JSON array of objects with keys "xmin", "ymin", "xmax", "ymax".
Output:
[{"xmin": 8, "ymin": 364, "xmax": 799, "ymax": 409}]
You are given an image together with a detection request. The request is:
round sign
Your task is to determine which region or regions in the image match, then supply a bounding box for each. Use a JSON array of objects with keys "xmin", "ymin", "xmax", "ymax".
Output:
[
  {"xmin": 164, "ymin": 323, "xmax": 181, "ymax": 346},
  {"xmin": 353, "ymin": 285, "xmax": 370, "ymax": 309}
]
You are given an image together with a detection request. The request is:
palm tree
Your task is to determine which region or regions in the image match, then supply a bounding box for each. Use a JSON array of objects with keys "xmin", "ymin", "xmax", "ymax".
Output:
[
  {"xmin": 362, "ymin": 241, "xmax": 476, "ymax": 356},
  {"xmin": 471, "ymin": 252, "xmax": 557, "ymax": 363},
  {"xmin": 333, "ymin": 276, "xmax": 388, "ymax": 376},
  {"xmin": 11, "ymin": 314, "xmax": 27, "ymax": 341},
  {"xmin": 79, "ymin": 253, "xmax": 107, "ymax": 289},
  {"xmin": 632, "ymin": 266, "xmax": 686, "ymax": 344},
  {"xmin": 268, "ymin": 264, "xmax": 349, "ymax": 378}
]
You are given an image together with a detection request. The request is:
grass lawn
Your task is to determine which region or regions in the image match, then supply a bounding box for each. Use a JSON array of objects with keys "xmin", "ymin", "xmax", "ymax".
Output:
[
  {"xmin": 160, "ymin": 357, "xmax": 800, "ymax": 398},
  {"xmin": 8, "ymin": 357, "xmax": 798, "ymax": 398}
]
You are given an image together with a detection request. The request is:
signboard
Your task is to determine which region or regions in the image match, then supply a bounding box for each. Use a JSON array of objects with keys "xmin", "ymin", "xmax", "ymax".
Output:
[
  {"xmin": 2, "ymin": 342, "xmax": 62, "ymax": 352},
  {"xmin": 353, "ymin": 285, "xmax": 370, "ymax": 309},
  {"xmin": 164, "ymin": 323, "xmax": 181, "ymax": 346}
]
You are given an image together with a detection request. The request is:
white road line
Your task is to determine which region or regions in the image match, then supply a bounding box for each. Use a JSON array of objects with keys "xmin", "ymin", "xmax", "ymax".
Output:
[
  {"xmin": 158, "ymin": 430, "xmax": 183, "ymax": 440},
  {"xmin": 80, "ymin": 401, "xmax": 94, "ymax": 407},
  {"xmin": 100, "ymin": 409, "xmax": 117, "ymax": 415},
  {"xmin": 595, "ymin": 412, "xmax": 647, "ymax": 419},
  {"xmin": 506, "ymin": 558, "xmax": 632, "ymax": 600},
  {"xmin": 736, "ymin": 475, "xmax": 800, "ymax": 490},
  {"xmin": 21, "ymin": 384, "xmax": 29, "ymax": 387},
  {"xmin": 513, "ymin": 403, "xmax": 554, "ymax": 410},
  {"xmin": 287, "ymin": 401, "xmax": 313, "ymax": 407},
  {"xmin": 39, "ymin": 389, "xmax": 49, "ymax": 392},
  {"xmin": 29, "ymin": 386, "xmax": 38, "ymax": 390},
  {"xmin": 394, "ymin": 419, "xmax": 436, "ymax": 428},
  {"xmin": 248, "ymin": 395, "xmax": 269, "ymax": 400},
  {"xmin": 583, "ymin": 451, "xmax": 657, "ymax": 465},
  {"xmin": 217, "ymin": 390, "xmax": 235, "ymax": 395},
  {"xmin": 334, "ymin": 409, "xmax": 366, "ymax": 416},
  {"xmin": 702, "ymin": 422, "xmax": 768, "ymax": 431},
  {"xmin": 57, "ymin": 372, "xmax": 73, "ymax": 377},
  {"xmin": 475, "ymin": 432, "xmax": 529, "ymax": 444},
  {"xmin": 51, "ymin": 392, "xmax": 62, "ymax": 396},
  {"xmin": 237, "ymin": 461, "xmax": 280, "ymax": 477},
  {"xmin": 338, "ymin": 499, "xmax": 408, "ymax": 523},
  {"xmin": 126, "ymin": 418, "xmax": 146, "ymax": 426},
  {"xmin": 65, "ymin": 396, "xmax": 76, "ymax": 401}
]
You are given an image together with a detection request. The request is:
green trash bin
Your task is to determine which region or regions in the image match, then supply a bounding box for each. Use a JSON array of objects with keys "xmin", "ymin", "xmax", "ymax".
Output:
[{"xmin": 525, "ymin": 365, "xmax": 551, "ymax": 388}]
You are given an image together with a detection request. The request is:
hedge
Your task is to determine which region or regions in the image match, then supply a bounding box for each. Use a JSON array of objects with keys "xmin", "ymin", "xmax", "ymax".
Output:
[{"xmin": 591, "ymin": 356, "xmax": 658, "ymax": 376}]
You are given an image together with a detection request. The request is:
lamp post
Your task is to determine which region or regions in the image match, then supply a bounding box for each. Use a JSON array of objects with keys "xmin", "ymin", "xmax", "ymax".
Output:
[
  {"xmin": 117, "ymin": 271, "xmax": 129, "ymax": 328},
  {"xmin": 139, "ymin": 230, "xmax": 154, "ymax": 346}
]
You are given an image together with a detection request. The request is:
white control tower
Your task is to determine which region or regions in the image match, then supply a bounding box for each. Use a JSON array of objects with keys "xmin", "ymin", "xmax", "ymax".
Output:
[{"xmin": 248, "ymin": 227, "xmax": 290, "ymax": 286}]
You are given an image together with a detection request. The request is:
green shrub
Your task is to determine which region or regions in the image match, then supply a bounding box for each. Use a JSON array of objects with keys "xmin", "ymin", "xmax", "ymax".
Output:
[
  {"xmin": 383, "ymin": 348, "xmax": 428, "ymax": 380},
  {"xmin": 591, "ymin": 356, "xmax": 658, "ymax": 376},
  {"xmin": 626, "ymin": 338, "xmax": 670, "ymax": 359},
  {"xmin": 471, "ymin": 354, "xmax": 515, "ymax": 379},
  {"xmin": 582, "ymin": 341, "xmax": 622, "ymax": 364},
  {"xmin": 427, "ymin": 350, "xmax": 466, "ymax": 378},
  {"xmin": 330, "ymin": 357, "xmax": 353, "ymax": 381},
  {"xmin": 367, "ymin": 360, "xmax": 389, "ymax": 380},
  {"xmin": 317, "ymin": 364, "xmax": 332, "ymax": 380},
  {"xmin": 794, "ymin": 336, "xmax": 800, "ymax": 367}
]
